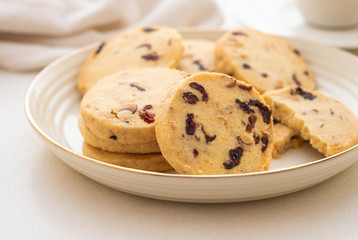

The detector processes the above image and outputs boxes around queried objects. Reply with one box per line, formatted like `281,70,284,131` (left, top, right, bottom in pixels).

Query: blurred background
1,0,357,72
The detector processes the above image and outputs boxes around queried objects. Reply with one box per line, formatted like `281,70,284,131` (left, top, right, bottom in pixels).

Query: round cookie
215,28,316,93
155,72,274,175
80,68,188,144
82,143,173,172
263,87,358,156
178,39,217,74
78,25,184,94
78,116,160,153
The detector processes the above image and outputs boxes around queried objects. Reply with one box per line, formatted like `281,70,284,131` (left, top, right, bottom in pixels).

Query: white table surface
2,2,358,238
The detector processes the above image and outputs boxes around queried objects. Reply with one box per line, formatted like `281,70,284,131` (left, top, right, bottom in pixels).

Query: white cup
297,0,358,29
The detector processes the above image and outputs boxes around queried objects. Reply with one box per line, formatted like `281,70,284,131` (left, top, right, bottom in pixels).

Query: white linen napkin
0,0,223,71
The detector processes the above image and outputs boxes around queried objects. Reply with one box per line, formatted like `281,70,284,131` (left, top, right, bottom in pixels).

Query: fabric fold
0,0,223,71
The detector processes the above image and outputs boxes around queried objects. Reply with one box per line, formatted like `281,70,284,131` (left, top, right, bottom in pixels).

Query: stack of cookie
77,25,358,175
79,67,188,172
78,26,187,171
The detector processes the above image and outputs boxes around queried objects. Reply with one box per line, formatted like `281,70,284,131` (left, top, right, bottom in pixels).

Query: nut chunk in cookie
215,27,316,93
263,87,358,156
155,72,274,175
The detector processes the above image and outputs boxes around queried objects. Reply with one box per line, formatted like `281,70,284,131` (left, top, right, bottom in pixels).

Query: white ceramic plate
25,29,358,203
227,0,358,49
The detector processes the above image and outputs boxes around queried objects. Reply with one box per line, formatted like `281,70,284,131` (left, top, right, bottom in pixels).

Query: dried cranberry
295,87,316,100
142,52,159,61
242,63,251,69
189,82,208,101
95,42,105,54
193,60,206,71
248,100,272,124
292,73,301,86
232,31,248,36
185,113,196,135
139,111,155,123
253,134,260,144
143,27,156,32
193,149,199,158
246,115,257,132
182,92,199,104
130,83,146,91
201,126,216,143
223,147,244,169
293,49,301,56
261,73,268,78
235,99,255,114
109,135,117,141
261,135,269,152
139,105,155,123
143,105,152,110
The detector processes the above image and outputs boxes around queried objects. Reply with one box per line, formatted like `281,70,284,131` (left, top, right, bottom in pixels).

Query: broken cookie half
263,87,358,157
